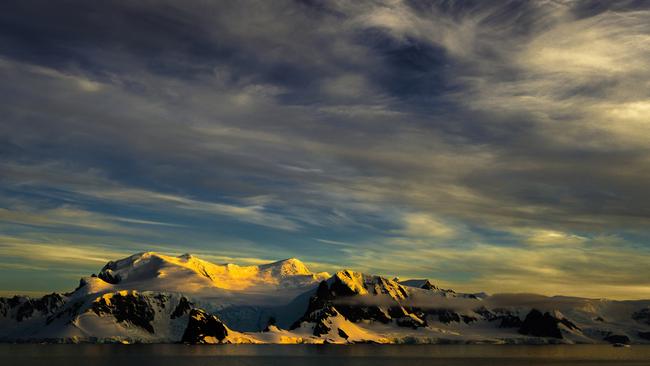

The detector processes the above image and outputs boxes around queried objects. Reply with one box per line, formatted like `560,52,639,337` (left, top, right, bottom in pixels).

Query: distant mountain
1,252,649,344
94,252,329,294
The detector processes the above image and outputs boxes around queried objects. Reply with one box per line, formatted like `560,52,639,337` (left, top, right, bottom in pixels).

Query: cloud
0,205,180,235
0,161,300,231
0,0,649,298
522,229,587,246
397,213,457,239
339,233,650,300
0,236,129,266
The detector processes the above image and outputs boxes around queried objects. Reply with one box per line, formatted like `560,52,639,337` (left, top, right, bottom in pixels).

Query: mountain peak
260,258,311,276
330,270,408,300
399,279,439,290
93,252,328,294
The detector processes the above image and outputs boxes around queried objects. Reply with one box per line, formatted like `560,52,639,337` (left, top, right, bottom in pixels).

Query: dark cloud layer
1,0,649,298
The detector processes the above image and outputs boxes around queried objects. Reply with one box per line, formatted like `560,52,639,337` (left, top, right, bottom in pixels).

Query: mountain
94,252,329,295
1,251,649,344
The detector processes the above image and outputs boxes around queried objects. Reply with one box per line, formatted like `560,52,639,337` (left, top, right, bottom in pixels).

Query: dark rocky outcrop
170,296,193,319
498,314,523,328
337,304,392,324
420,308,476,324
638,331,650,340
479,308,523,328
97,261,121,284
420,280,438,290
91,292,155,333
291,303,338,336
330,271,408,300
291,276,426,332
396,315,425,329
46,300,84,325
181,309,229,343
0,298,7,317
518,309,579,339
1,293,66,322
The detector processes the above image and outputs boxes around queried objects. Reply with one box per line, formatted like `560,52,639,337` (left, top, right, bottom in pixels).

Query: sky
1,0,649,299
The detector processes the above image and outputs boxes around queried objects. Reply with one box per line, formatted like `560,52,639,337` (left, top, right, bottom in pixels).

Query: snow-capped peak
330,270,409,300
93,252,329,296
259,258,312,277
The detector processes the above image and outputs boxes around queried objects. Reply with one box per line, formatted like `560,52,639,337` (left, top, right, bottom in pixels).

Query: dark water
0,344,649,366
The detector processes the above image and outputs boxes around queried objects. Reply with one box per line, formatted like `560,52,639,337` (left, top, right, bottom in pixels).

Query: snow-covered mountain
91,252,329,297
1,252,649,344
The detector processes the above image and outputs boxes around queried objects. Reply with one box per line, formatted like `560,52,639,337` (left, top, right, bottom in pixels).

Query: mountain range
1,252,649,344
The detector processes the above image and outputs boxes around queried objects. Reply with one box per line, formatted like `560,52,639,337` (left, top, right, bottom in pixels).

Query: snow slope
94,252,329,295
1,252,649,344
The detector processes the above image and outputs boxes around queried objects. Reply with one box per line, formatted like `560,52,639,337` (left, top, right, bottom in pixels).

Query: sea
0,344,649,366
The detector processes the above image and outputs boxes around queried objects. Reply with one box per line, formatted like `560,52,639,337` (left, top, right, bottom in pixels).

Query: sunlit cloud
0,0,649,299
397,213,457,239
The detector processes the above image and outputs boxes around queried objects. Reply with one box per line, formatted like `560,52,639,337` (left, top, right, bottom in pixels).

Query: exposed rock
638,331,650,340
181,309,229,343
7,296,22,308
498,314,523,328
337,305,392,324
294,277,413,329
15,300,35,322
46,300,84,325
396,314,425,329
388,306,410,319
0,298,7,317
302,305,339,336
91,291,155,333
152,293,168,309
170,296,193,319
518,309,579,339
420,280,438,290
463,315,478,323
3,293,66,322
331,271,408,300
98,261,121,284
434,309,461,324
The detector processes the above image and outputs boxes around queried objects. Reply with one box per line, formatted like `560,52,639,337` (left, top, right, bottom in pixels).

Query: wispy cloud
1,0,649,298
0,161,300,231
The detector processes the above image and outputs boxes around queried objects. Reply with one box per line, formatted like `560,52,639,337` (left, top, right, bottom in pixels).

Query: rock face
293,271,489,335
181,309,230,343
398,279,458,296
518,309,580,339
292,272,425,332
330,270,409,300
0,293,65,322
170,296,193,319
91,291,156,333
98,261,121,284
